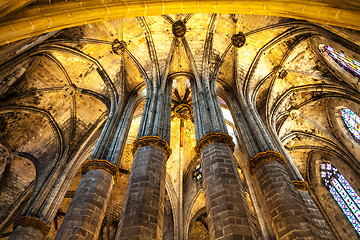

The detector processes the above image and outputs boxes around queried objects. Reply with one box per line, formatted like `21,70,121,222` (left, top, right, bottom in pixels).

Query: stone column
115,138,171,240
229,95,322,239
55,94,136,240
190,76,254,239
266,112,335,239
115,79,172,239
267,127,334,238
293,181,335,239
197,134,254,240
248,151,321,239
9,216,50,240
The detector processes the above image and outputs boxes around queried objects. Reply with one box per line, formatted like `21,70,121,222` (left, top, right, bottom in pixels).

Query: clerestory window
320,162,360,235
324,46,360,77
341,108,360,141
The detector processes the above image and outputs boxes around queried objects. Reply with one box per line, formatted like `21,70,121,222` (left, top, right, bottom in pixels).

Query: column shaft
55,170,113,240
116,145,167,239
201,142,253,240
115,79,172,239
9,226,43,240
55,94,135,240
191,77,254,239
298,190,334,239
266,114,334,239
249,152,320,239
228,94,325,239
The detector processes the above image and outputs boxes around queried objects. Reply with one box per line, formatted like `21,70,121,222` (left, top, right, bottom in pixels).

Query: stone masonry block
201,142,253,240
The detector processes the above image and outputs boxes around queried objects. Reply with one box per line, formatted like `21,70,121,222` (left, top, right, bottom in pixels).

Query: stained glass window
341,108,360,141
320,162,360,235
324,46,360,77
192,163,202,181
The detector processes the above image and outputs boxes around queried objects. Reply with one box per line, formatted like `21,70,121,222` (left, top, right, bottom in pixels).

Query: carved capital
14,216,50,237
195,132,235,155
132,136,172,159
247,150,286,177
81,159,120,183
292,180,309,191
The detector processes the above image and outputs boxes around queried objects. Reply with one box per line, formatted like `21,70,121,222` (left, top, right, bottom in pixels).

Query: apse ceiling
1,14,360,227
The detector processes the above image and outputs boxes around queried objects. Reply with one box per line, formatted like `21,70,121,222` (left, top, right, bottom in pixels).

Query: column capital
247,150,286,177
13,216,50,237
195,132,235,156
81,159,120,183
292,180,310,191
132,135,172,159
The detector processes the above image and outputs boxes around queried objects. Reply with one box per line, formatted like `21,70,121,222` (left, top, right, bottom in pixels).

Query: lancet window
324,46,360,77
341,108,360,141
320,162,360,235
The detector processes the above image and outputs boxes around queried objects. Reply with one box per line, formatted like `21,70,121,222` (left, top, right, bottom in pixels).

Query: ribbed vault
1,10,360,239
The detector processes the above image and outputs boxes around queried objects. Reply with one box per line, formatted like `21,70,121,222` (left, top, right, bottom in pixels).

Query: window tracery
324,46,360,77
320,162,360,235
341,108,360,141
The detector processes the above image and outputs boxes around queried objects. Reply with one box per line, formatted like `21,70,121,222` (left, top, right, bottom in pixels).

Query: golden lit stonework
81,159,120,183
247,150,286,177
14,216,51,237
132,135,172,159
195,132,235,155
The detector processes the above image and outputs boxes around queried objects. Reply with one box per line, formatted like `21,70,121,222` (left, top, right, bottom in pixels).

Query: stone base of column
249,151,321,239
9,226,44,240
9,216,50,240
116,145,167,240
55,169,113,240
298,190,335,239
201,142,253,240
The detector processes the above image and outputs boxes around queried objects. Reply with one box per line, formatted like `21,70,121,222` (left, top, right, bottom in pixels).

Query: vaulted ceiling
1,9,360,239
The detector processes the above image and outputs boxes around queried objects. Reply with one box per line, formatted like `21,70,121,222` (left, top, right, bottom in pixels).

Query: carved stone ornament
132,135,172,159
292,180,310,191
112,39,127,55
174,103,193,120
195,132,235,156
278,69,288,79
172,20,186,38
247,150,286,177
14,216,51,237
81,159,120,183
231,31,246,48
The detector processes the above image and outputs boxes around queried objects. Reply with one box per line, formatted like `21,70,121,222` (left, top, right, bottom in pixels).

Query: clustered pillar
190,76,254,239
115,77,173,239
198,135,254,239
248,151,321,239
229,93,324,239
115,138,170,239
275,136,335,239
54,94,136,240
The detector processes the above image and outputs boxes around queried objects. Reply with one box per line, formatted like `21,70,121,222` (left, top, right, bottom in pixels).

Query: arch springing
324,46,360,77
341,108,360,141
320,162,360,235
